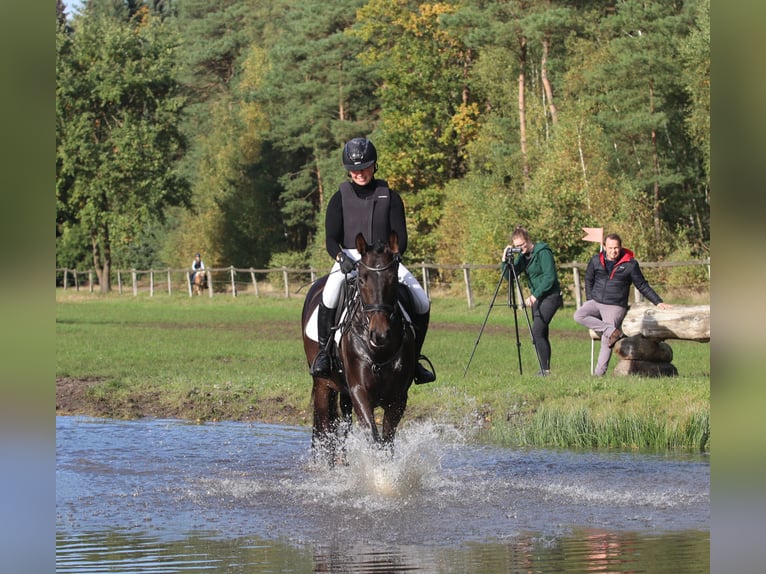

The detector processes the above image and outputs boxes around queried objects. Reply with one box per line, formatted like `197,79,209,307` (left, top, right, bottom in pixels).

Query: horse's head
355,231,401,350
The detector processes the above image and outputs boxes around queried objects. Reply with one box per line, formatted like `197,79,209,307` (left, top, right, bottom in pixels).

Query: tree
56,6,190,291
255,0,378,252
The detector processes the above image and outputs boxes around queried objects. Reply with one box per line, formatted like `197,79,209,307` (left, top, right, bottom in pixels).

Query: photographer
501,226,563,376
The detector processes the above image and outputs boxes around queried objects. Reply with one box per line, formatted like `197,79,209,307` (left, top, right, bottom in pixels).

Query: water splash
304,421,464,505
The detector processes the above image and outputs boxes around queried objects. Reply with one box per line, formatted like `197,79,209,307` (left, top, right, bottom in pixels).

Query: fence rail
55,259,710,308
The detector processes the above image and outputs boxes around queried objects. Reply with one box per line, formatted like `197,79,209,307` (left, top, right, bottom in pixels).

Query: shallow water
56,416,709,573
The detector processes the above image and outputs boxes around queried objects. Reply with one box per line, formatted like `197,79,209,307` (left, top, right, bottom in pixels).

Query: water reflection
56,416,709,573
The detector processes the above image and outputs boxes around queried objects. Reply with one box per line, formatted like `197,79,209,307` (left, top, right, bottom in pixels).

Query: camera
505,246,522,261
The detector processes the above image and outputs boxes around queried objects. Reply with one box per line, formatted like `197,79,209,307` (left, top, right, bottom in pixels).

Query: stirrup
414,355,436,384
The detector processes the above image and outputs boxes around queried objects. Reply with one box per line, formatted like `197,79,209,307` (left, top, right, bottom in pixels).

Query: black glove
338,253,356,274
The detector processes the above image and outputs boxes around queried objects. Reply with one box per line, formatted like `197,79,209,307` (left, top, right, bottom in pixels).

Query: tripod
464,252,546,377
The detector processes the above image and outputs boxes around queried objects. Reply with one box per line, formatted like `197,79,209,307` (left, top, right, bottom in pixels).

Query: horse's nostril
369,330,389,348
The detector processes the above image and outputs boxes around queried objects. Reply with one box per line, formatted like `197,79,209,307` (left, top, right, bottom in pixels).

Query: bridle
356,256,399,320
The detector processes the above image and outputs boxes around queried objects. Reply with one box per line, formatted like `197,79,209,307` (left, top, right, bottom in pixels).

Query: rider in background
311,137,436,385
190,253,205,284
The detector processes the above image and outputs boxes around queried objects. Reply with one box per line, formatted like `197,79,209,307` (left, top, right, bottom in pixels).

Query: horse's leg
381,398,408,445
349,386,381,444
311,381,335,465
337,392,353,466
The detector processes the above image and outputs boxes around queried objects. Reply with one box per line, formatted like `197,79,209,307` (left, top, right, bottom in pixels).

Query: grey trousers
573,300,627,376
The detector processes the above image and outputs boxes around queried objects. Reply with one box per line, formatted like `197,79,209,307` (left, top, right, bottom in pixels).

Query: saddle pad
304,303,411,344
304,306,348,345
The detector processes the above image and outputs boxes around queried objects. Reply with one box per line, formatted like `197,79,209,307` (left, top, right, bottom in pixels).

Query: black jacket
584,248,662,307
324,179,408,258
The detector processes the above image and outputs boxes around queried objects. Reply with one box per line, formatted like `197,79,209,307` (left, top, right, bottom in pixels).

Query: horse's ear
355,233,367,254
388,231,399,254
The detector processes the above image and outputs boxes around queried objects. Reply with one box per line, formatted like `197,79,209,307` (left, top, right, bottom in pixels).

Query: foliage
267,250,315,287
56,0,710,286
56,5,190,291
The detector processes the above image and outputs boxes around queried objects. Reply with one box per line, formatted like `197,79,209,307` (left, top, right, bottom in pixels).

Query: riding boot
311,302,335,377
411,311,436,384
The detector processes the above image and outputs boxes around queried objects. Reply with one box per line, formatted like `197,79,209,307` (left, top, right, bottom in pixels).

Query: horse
192,270,207,296
301,231,418,466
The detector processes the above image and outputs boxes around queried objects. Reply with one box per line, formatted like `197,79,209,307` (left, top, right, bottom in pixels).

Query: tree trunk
91,227,112,293
541,37,557,125
621,304,710,342
518,37,529,185
649,80,661,242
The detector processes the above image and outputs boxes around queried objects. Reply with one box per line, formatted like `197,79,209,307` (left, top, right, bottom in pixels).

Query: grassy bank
55,290,710,452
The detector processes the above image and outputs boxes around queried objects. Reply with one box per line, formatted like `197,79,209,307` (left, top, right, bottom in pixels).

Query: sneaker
536,369,551,377
607,328,624,348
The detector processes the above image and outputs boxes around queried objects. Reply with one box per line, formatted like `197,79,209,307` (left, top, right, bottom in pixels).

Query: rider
190,253,205,284
310,137,436,384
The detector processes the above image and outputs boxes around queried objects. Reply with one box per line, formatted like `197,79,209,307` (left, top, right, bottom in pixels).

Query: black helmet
342,138,377,171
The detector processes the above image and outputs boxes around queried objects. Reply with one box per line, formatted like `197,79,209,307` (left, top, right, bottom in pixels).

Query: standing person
501,226,563,376
574,232,673,376
190,253,205,284
310,137,435,384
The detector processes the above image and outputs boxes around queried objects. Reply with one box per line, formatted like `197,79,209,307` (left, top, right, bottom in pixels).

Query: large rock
621,304,710,342
614,335,673,362
613,359,678,377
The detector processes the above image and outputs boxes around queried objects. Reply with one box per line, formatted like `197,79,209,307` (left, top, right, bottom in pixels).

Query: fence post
421,262,429,300
186,270,193,296
207,270,213,298
74,271,79,291
573,266,582,308
150,270,154,297
463,264,473,308
88,270,93,293
117,270,123,294
63,268,68,290
230,266,237,297
249,269,259,297
310,268,316,284
282,267,289,298
131,269,137,296
167,268,172,295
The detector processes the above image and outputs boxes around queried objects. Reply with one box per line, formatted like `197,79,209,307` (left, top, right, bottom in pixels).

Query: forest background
55,0,710,294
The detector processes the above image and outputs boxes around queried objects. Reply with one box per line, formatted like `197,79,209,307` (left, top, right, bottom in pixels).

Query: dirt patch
56,377,106,415
56,376,311,425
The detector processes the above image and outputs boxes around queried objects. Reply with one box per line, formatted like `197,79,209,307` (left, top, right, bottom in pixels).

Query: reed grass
55,290,710,451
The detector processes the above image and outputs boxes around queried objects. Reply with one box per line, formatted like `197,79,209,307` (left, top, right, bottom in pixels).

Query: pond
56,416,709,573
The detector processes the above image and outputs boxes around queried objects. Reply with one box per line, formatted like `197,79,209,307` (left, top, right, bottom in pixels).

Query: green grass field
56,290,710,452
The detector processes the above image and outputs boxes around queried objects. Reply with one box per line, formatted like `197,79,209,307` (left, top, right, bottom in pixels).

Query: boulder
613,359,678,377
614,335,673,363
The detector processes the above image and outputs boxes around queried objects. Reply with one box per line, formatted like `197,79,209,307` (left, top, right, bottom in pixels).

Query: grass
55,289,710,452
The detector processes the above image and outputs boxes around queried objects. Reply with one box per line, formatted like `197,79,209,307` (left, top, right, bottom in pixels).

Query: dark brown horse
301,231,418,465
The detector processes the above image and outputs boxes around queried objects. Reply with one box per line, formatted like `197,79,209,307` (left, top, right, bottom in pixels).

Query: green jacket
502,242,560,299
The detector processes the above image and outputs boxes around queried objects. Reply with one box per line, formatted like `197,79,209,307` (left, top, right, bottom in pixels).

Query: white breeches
321,248,430,315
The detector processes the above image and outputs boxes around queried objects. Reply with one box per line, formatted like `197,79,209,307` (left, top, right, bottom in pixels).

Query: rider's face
348,165,375,185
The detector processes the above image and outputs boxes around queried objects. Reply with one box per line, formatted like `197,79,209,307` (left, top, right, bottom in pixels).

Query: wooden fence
55,259,710,308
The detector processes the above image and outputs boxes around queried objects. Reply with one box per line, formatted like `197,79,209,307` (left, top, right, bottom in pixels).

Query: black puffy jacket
584,248,662,307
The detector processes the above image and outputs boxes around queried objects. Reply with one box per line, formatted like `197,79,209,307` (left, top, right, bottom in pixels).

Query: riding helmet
342,138,377,171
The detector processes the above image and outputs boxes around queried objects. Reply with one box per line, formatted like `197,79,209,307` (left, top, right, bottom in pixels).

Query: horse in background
301,231,418,466
192,270,207,296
